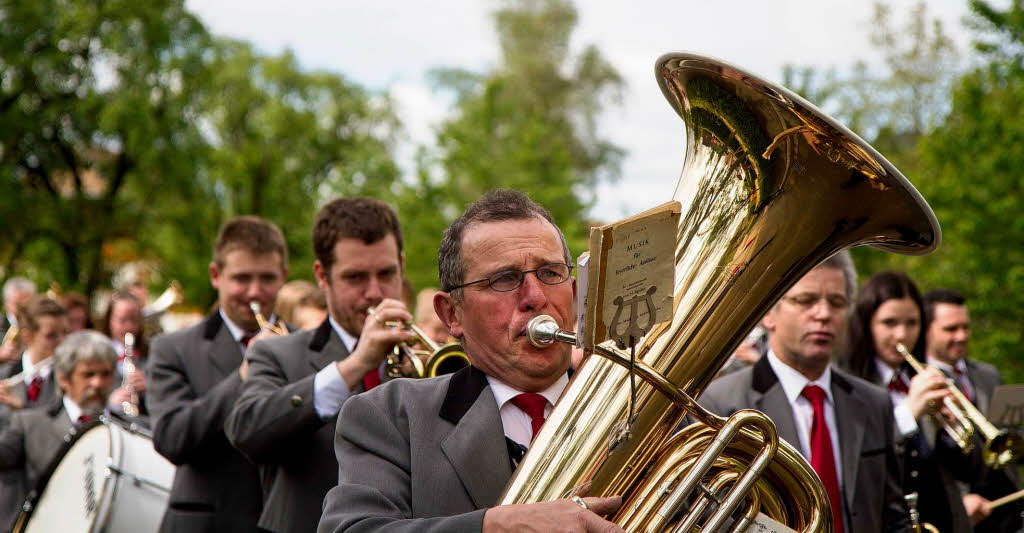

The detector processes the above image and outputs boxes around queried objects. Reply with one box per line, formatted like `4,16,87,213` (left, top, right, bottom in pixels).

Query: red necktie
953,367,974,403
801,384,844,533
77,414,92,425
27,375,42,402
361,368,382,391
240,333,255,348
887,374,909,395
510,393,548,442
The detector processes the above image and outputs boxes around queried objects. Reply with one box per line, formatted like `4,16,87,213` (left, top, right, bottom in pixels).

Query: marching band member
0,278,35,364
0,330,117,530
226,197,413,533
0,296,67,411
317,190,624,533
840,271,972,531
147,216,287,533
102,289,150,418
699,253,910,532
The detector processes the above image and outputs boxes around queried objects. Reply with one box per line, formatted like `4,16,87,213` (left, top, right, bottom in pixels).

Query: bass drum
13,417,175,533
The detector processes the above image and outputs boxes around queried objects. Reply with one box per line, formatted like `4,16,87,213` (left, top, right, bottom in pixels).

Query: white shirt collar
766,349,834,405
927,356,966,375
328,315,358,354
63,395,83,424
874,358,899,384
21,351,53,382
220,309,257,343
487,372,570,410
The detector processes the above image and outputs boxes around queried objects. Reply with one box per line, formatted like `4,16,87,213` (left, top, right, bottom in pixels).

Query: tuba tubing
499,52,941,532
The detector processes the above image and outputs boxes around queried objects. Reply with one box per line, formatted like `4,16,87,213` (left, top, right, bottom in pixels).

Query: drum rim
12,416,124,532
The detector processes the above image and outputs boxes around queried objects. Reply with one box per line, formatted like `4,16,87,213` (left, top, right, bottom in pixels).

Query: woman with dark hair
101,289,148,419
841,271,975,532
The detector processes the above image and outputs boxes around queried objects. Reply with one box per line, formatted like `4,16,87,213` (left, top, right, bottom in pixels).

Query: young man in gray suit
0,330,117,530
147,216,287,533
317,190,624,533
923,289,1021,531
226,197,414,533
699,253,910,533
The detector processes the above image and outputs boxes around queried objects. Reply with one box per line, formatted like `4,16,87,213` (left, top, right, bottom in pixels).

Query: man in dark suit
147,216,288,533
700,253,909,533
923,289,1021,532
317,190,624,533
226,198,416,533
0,296,67,410
0,330,117,530
0,277,35,364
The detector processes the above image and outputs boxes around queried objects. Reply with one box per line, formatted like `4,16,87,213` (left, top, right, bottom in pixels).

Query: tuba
500,52,940,532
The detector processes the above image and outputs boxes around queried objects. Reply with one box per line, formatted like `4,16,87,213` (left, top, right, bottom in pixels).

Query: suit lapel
204,313,243,377
965,360,992,413
440,367,512,508
831,370,864,510
308,318,349,373
750,357,801,449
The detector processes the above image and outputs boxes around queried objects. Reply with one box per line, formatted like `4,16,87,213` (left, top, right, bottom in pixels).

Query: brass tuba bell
500,52,940,532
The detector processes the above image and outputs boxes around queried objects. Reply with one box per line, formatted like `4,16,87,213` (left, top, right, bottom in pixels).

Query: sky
184,0,973,219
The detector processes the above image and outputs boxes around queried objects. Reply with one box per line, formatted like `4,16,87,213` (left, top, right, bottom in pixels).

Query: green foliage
397,0,624,292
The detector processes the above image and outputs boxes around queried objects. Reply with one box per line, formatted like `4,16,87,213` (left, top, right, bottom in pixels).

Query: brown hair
16,295,65,332
312,197,403,272
60,292,94,330
100,289,149,359
213,216,288,268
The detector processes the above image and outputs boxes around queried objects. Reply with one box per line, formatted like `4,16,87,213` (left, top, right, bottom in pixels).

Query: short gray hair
438,190,572,299
54,330,118,379
819,250,858,300
3,277,35,301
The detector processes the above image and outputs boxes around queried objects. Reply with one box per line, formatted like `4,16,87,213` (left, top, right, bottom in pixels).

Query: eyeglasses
780,293,850,311
448,263,573,293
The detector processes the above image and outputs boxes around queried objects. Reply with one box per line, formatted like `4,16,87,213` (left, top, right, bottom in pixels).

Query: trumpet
249,301,288,336
380,320,469,379
121,332,140,418
898,343,1024,468
1,355,53,389
1,325,20,350
143,280,184,319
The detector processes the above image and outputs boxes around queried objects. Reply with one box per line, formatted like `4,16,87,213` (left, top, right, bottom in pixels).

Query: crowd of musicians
0,190,1020,532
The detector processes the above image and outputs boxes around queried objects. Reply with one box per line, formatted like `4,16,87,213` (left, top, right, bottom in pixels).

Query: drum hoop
12,418,109,532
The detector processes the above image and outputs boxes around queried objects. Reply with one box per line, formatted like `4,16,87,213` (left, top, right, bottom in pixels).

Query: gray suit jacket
700,356,910,533
147,312,263,533
317,366,510,533
226,318,355,533
0,401,74,530
0,361,60,409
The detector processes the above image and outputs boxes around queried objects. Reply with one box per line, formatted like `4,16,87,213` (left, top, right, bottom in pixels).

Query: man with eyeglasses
699,252,910,533
317,189,625,533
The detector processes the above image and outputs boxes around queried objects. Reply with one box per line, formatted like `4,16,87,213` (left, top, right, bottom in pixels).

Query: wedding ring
570,496,588,510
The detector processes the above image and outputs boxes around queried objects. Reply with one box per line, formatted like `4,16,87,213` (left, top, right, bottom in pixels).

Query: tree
397,0,625,292
0,0,210,297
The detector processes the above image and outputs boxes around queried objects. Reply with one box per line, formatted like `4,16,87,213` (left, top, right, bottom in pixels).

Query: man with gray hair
0,330,117,529
1,277,36,363
699,252,910,532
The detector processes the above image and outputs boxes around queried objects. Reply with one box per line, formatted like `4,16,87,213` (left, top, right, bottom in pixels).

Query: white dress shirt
221,310,256,355
766,350,846,528
874,359,919,438
20,351,53,386
487,372,569,450
63,395,84,425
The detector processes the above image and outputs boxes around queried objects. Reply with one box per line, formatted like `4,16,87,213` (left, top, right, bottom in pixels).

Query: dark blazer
147,312,263,533
699,356,910,533
225,318,356,533
317,366,509,533
960,359,1022,533
0,401,74,530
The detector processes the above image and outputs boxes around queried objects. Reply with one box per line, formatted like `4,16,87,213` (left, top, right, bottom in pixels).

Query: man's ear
434,291,462,340
209,261,221,290
313,260,330,291
56,373,71,396
761,307,777,334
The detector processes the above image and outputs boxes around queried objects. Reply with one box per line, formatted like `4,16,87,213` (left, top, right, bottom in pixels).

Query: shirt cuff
313,362,351,419
894,402,919,438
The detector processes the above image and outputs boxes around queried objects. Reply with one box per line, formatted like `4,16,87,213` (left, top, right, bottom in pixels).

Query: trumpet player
0,296,67,411
0,277,35,364
840,272,974,532
147,216,288,533
923,289,1021,532
226,197,414,533
101,290,149,418
317,190,624,533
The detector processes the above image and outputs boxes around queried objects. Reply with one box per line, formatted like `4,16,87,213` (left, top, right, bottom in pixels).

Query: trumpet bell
985,428,1024,469
424,344,471,377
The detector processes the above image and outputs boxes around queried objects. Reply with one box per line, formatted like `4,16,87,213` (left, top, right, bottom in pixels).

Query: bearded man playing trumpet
317,190,624,533
226,197,414,533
